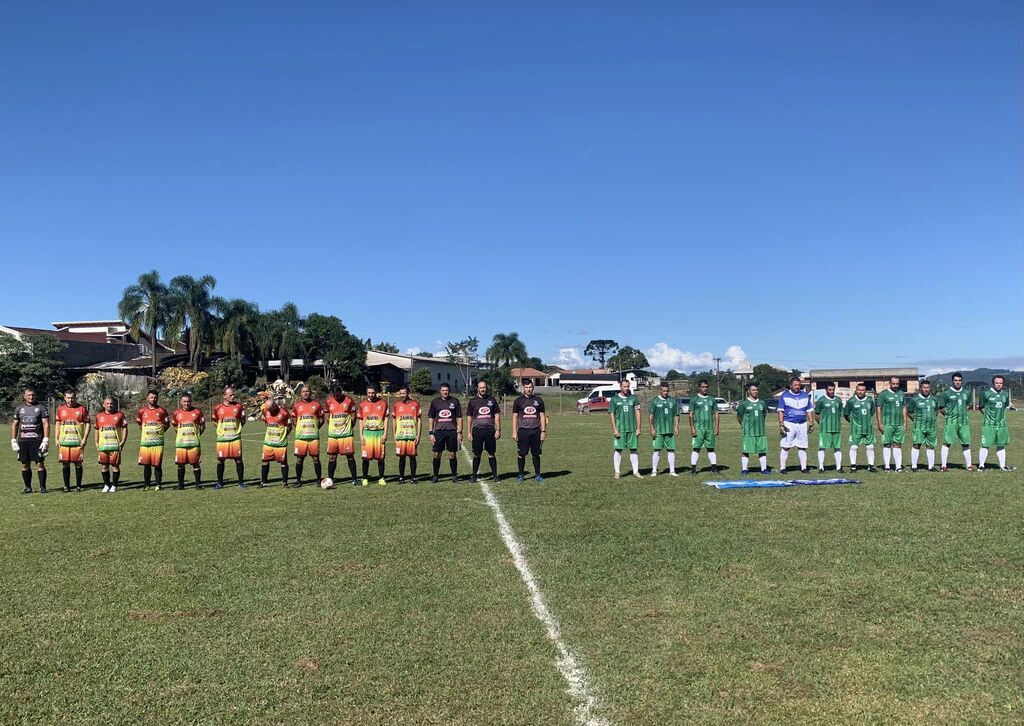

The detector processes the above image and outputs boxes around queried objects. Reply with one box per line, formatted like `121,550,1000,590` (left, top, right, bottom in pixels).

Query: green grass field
2,409,1021,724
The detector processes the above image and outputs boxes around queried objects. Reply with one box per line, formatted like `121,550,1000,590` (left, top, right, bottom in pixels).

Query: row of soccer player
607,374,1014,477
10,380,548,493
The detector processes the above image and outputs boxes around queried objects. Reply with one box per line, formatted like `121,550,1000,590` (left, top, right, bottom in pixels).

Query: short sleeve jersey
94,411,126,452
136,406,170,447
814,395,843,433
907,394,938,432
392,400,421,441
358,399,388,432
56,403,90,447
980,388,1010,427
262,407,291,447
609,393,640,434
467,395,499,430
736,398,767,437
877,389,906,426
648,396,679,435
844,395,875,435
690,394,716,430
14,403,48,441
292,400,324,441
779,389,812,424
512,396,545,430
939,387,971,425
213,403,245,443
172,408,205,449
428,397,462,431
326,396,356,438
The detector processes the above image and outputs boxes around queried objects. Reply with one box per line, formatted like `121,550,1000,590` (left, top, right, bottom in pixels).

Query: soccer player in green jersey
813,382,844,472
689,378,720,474
609,378,642,479
907,380,939,471
648,382,679,476
844,383,878,472
979,375,1014,471
736,383,769,475
938,372,974,471
876,376,908,472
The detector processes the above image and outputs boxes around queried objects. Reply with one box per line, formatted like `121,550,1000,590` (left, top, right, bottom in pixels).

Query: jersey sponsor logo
438,410,452,419
478,406,492,415
523,406,537,415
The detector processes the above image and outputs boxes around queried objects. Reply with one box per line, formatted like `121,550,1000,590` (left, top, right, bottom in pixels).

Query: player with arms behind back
979,375,1014,472
844,383,878,472
609,378,641,479
136,389,170,490
358,384,389,486
814,382,844,472
55,389,90,492
392,385,421,483
877,376,907,473
326,386,359,486
212,387,246,489
938,372,974,471
172,394,205,489
737,383,769,475
689,379,719,475
907,380,939,472
512,380,546,482
95,397,127,493
291,385,324,487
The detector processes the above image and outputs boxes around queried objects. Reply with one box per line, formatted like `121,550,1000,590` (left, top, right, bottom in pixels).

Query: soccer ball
319,478,335,490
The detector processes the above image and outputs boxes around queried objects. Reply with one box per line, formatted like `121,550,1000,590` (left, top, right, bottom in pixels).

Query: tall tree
608,346,650,372
445,336,479,393
584,339,619,368
167,274,217,371
118,270,170,377
213,297,259,361
302,313,367,386
274,302,304,383
364,339,399,354
487,332,529,387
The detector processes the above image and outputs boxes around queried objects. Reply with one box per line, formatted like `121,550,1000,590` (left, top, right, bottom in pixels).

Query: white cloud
553,347,584,369
403,347,422,355
644,343,752,374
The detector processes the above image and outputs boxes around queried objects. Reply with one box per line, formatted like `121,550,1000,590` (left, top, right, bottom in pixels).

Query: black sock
399,457,407,477
193,468,201,485
143,464,152,486
62,464,71,488
472,455,481,476
432,458,441,477
518,456,526,475
216,461,225,484
235,461,244,484
261,463,270,484
154,466,162,486
347,457,357,480
377,460,385,479
409,457,417,477
450,457,458,476
328,459,337,479
362,460,369,478
178,466,186,486
101,470,111,485
489,457,497,478
295,460,304,483
38,469,47,487
22,470,31,487
533,455,541,476
313,460,322,480
111,470,119,484
281,465,289,484
74,465,83,487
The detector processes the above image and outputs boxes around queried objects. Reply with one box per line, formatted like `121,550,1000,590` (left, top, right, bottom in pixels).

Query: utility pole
714,357,722,398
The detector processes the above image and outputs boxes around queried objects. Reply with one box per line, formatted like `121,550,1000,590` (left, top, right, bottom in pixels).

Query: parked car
766,399,779,413
576,385,622,414
676,397,691,414
715,397,730,412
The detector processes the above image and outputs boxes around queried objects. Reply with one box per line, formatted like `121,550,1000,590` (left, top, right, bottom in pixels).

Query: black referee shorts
517,429,542,457
432,429,458,453
471,427,496,456
18,440,44,464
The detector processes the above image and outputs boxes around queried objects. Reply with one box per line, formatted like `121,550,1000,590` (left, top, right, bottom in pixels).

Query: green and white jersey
980,388,1010,427
844,395,875,435
877,388,906,426
736,398,767,437
908,394,938,432
609,393,640,433
690,394,716,430
648,395,678,435
939,386,972,425
814,394,843,433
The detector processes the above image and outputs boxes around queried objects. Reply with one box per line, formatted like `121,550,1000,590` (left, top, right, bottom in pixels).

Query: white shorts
781,421,808,449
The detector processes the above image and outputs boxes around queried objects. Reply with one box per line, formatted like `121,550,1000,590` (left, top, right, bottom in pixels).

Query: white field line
460,445,608,726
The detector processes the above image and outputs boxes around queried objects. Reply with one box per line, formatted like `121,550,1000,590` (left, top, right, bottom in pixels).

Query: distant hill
927,368,1021,385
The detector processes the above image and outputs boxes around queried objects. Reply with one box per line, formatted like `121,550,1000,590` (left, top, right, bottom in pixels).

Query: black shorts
471,427,496,456
18,440,44,464
517,429,542,457
432,429,458,453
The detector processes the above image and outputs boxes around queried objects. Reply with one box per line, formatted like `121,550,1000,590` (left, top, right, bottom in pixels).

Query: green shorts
981,425,1009,448
913,429,937,447
849,431,876,446
882,424,905,445
691,428,716,450
818,432,841,450
652,433,675,450
613,432,639,450
742,435,768,455
943,422,971,446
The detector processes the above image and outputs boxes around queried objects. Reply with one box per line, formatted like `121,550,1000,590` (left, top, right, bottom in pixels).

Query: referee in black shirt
466,380,500,482
427,383,462,483
512,380,547,482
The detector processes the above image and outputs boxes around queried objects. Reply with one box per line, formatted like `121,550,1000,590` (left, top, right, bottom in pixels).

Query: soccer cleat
409,476,417,484
282,481,290,489
926,467,935,471
430,475,439,483
668,471,679,477
176,483,184,490
214,482,223,490
196,483,203,490
62,486,72,493
260,482,269,488
760,469,769,475
491,474,499,482
470,475,478,484
650,471,657,478
352,479,360,486
740,469,749,476
894,468,904,474
360,478,369,487
711,465,719,474
102,485,110,493
294,481,303,488
883,468,891,473
1001,466,1017,472
534,475,544,482
836,467,844,473
940,466,948,472
800,468,809,474
397,477,406,484
868,466,879,473
22,486,32,494
109,485,116,493
632,472,642,478
613,472,620,480
39,486,48,494
910,467,917,473
378,478,387,486
451,476,458,484
237,483,245,490
76,485,83,493
690,465,697,474
516,474,525,482
154,485,162,491
966,465,976,471
817,467,825,473
849,465,857,472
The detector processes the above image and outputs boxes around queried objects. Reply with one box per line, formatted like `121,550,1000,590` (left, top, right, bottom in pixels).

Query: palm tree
118,270,170,378
274,302,304,383
167,274,217,371
487,332,529,386
213,297,259,361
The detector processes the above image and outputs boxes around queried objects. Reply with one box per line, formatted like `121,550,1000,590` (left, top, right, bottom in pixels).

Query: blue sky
2,2,1021,375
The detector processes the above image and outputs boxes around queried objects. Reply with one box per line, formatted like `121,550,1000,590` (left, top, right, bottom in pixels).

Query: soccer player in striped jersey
688,379,719,474
609,378,642,479
736,383,769,475
938,372,974,471
876,376,907,473
648,382,679,476
95,397,127,493
212,387,246,489
979,375,1014,471
813,382,844,472
844,383,878,472
136,389,170,490
392,385,421,483
326,387,359,485
291,385,324,487
907,380,939,471
358,384,389,486
172,394,205,489
56,389,90,492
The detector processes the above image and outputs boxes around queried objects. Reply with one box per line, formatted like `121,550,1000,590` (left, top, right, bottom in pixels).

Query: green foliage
209,358,245,392
607,346,649,371
118,270,171,377
365,338,399,353
752,363,797,395
409,368,434,395
0,331,67,409
480,366,517,396
665,369,683,381
305,375,326,396
584,339,618,367
446,337,479,393
486,332,528,369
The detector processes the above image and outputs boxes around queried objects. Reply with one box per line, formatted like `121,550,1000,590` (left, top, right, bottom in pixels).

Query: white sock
708,451,717,465
979,447,988,467
997,448,1006,468
818,450,826,468
629,453,639,474
667,452,675,473
849,445,858,465
926,449,934,468
780,449,789,470
867,447,875,466
613,451,621,474
941,445,949,467
883,448,891,468
652,451,660,473
741,455,749,471
893,449,902,469
911,448,919,469
797,449,807,468
963,448,972,468
834,451,842,469
759,455,767,471
691,450,699,466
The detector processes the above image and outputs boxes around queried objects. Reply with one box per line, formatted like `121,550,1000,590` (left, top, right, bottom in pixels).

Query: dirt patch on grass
295,656,320,673
748,661,783,674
